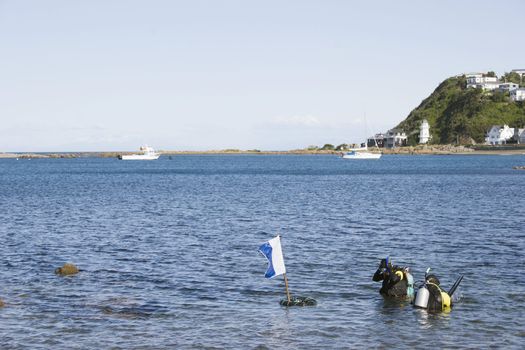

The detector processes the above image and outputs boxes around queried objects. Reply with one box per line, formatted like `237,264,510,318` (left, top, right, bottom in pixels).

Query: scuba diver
372,257,414,300
414,268,463,312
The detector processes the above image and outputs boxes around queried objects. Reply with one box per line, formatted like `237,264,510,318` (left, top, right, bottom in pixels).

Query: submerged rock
55,263,79,276
280,296,317,307
99,299,169,319
0,299,4,307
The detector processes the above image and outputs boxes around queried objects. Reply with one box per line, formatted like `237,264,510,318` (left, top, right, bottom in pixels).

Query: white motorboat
119,146,160,160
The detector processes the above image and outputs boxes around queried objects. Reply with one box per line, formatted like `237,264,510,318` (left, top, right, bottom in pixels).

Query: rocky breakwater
0,153,49,158
381,145,474,155
0,152,126,158
0,153,77,159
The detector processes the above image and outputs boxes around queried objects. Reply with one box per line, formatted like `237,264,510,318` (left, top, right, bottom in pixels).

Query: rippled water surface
1,155,524,349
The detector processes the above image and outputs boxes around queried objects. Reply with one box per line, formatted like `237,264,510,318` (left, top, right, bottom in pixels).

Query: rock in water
0,299,4,307
280,296,317,307
55,263,79,276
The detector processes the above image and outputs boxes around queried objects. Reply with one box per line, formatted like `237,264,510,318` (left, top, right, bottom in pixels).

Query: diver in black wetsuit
424,274,448,312
414,273,454,312
373,258,413,299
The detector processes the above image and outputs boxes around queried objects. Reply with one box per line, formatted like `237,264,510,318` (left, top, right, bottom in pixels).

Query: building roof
488,125,502,130
386,129,407,137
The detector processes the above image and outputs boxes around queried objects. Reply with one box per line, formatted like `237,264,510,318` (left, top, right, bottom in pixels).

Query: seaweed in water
280,296,317,307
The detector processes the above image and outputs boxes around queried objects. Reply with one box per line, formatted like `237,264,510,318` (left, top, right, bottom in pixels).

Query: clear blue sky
1,0,524,151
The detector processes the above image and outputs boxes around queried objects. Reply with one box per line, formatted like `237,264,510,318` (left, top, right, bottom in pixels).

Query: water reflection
414,308,451,329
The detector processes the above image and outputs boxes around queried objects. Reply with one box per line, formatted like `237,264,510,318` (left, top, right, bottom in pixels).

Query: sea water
0,155,524,349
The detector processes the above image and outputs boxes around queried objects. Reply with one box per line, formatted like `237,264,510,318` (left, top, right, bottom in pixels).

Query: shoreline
1,146,525,158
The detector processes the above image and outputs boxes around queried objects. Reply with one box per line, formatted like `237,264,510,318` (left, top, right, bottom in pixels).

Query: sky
1,0,524,152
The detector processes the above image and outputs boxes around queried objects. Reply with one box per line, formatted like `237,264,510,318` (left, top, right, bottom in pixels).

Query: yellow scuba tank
441,291,451,310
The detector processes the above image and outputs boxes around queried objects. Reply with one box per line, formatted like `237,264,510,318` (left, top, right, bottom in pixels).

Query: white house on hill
385,129,407,148
498,82,519,92
419,119,430,144
514,128,525,144
466,73,499,90
485,125,515,145
510,88,525,101
367,133,385,148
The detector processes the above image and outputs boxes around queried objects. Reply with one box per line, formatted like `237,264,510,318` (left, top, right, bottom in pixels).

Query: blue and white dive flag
259,235,286,279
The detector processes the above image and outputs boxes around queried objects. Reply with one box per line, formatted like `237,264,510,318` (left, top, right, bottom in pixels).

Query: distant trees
499,71,522,85
320,144,335,150
304,144,348,151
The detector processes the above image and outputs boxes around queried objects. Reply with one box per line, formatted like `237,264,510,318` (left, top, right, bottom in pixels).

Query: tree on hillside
320,144,334,150
491,90,507,102
500,71,522,85
396,76,467,143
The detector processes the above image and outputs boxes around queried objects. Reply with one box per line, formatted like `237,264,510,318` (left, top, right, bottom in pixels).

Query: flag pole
283,273,291,303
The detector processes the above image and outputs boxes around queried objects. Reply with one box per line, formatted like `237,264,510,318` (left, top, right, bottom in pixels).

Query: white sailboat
118,145,160,160
342,144,381,159
342,115,382,160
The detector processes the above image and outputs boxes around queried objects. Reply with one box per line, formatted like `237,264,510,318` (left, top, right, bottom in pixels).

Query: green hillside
396,75,525,145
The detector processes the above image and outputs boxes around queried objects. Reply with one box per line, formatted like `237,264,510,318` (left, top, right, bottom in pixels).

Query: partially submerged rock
0,298,4,307
55,263,79,276
513,166,525,170
280,296,317,307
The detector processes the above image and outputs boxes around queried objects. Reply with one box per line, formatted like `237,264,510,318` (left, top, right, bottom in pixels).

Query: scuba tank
441,290,451,309
414,267,431,308
414,285,430,308
406,271,415,300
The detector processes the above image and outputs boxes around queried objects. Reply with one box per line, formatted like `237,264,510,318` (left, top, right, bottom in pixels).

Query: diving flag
259,235,286,279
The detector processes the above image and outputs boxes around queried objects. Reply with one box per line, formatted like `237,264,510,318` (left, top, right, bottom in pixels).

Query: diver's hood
425,274,440,285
